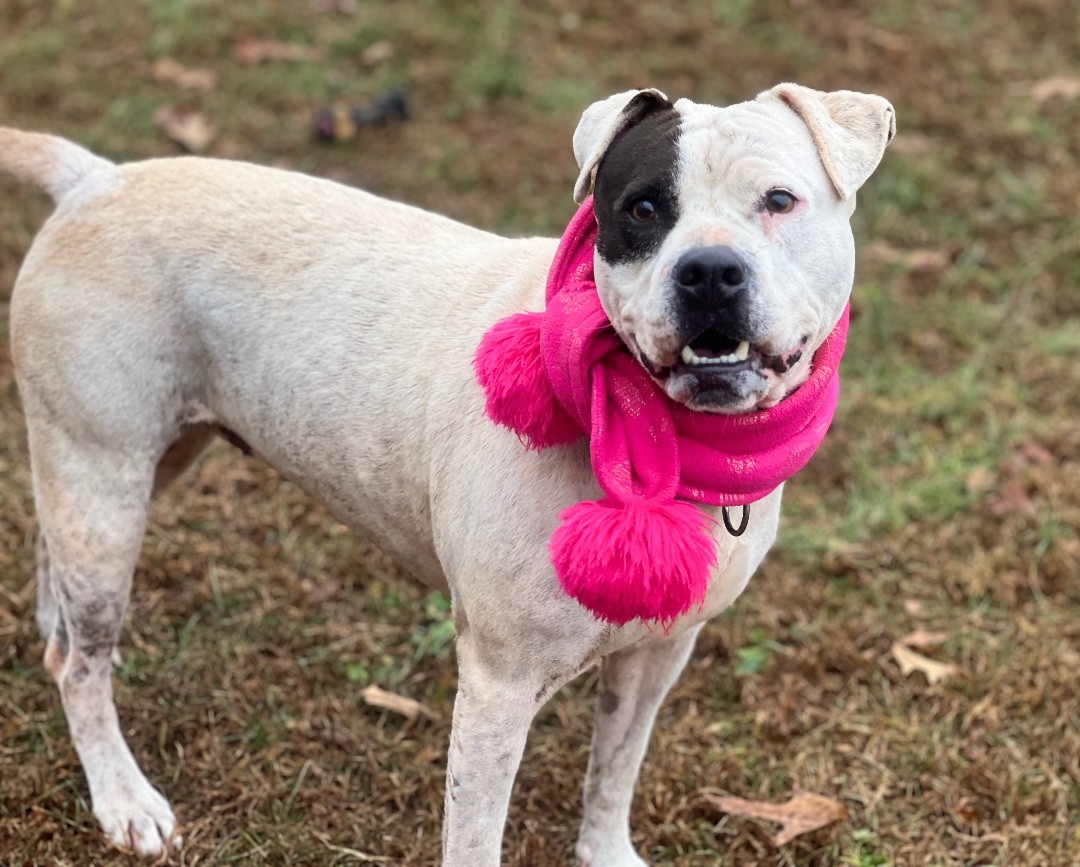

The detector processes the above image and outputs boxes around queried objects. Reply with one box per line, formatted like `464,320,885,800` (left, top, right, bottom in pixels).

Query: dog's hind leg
575,625,703,867
34,531,58,641
29,422,179,856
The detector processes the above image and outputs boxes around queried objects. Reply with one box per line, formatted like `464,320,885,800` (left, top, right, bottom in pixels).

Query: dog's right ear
572,89,672,204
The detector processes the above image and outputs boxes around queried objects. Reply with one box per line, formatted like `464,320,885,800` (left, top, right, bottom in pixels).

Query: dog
1,83,893,865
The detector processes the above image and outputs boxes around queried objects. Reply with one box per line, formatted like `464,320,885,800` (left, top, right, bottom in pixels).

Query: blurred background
1,1,1078,864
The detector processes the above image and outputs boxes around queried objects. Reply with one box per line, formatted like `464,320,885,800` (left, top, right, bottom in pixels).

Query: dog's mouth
635,326,810,410
677,326,753,371
639,326,764,379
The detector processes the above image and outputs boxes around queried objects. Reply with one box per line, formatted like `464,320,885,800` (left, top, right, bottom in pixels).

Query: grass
2,0,1080,864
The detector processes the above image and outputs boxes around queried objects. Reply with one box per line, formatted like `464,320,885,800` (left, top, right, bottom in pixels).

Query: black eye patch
592,108,682,266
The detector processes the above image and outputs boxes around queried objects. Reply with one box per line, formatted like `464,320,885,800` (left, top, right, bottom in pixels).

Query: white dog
1,83,893,865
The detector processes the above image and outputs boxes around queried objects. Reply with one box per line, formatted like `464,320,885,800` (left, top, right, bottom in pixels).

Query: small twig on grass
313,832,394,863
282,758,313,818
0,579,26,615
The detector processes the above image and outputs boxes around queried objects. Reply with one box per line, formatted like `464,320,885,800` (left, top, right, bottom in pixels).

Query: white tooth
718,353,736,363
735,340,750,361
681,346,696,364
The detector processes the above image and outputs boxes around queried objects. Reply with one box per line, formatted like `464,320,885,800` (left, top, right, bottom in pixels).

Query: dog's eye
629,199,657,223
764,190,797,214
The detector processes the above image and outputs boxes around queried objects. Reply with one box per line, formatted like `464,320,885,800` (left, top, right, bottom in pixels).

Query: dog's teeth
681,341,751,366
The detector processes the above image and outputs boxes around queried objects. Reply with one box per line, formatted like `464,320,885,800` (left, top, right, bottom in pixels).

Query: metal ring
722,504,750,537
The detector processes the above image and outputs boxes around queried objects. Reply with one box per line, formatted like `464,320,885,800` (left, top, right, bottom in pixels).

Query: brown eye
765,189,797,214
629,199,657,222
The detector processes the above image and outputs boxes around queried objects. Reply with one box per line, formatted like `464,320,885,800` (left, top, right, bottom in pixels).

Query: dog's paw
95,780,181,857
575,839,648,867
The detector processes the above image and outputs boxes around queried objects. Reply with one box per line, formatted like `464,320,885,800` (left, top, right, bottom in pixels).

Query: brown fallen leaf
360,684,434,722
305,577,341,605
1029,76,1080,103
416,744,444,764
703,790,849,846
153,105,215,153
1018,441,1054,466
361,40,394,66
152,57,218,92
891,641,957,685
233,37,323,65
965,465,995,495
897,628,949,650
902,598,926,617
865,27,910,52
862,240,950,274
988,480,1034,516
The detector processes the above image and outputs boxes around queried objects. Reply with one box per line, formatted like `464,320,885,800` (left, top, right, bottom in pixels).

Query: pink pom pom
550,498,717,625
474,312,582,450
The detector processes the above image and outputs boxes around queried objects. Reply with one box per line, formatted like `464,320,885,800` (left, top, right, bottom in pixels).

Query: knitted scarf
474,197,847,625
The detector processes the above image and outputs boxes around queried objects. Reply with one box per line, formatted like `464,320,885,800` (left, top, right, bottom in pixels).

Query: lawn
1,1,1078,864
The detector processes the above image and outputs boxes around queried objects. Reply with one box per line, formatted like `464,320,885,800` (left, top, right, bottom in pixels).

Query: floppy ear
758,83,896,200
572,88,672,204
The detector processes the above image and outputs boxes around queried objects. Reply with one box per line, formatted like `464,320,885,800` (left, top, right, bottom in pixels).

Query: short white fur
0,82,893,865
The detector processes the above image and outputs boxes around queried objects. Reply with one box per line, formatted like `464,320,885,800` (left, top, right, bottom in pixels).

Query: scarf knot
474,198,846,625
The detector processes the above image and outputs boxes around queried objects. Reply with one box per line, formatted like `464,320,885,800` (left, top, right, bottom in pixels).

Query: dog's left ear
572,89,672,204
758,83,896,200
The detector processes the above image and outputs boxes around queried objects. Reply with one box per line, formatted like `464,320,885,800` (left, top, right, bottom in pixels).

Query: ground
1,1,1078,865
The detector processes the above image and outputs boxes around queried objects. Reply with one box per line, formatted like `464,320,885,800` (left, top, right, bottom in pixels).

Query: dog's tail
0,127,113,202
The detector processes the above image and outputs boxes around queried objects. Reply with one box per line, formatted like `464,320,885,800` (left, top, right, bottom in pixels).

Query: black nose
672,245,749,307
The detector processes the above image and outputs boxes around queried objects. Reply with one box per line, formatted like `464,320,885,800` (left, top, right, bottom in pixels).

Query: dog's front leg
442,633,553,866
575,625,703,867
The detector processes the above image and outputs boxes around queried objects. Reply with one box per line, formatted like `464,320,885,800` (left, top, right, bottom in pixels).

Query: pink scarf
475,198,847,625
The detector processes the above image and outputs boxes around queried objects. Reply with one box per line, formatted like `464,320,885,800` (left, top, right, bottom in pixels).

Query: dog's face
573,85,895,413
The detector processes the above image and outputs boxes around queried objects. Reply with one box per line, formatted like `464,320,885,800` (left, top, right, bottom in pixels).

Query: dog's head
573,84,895,413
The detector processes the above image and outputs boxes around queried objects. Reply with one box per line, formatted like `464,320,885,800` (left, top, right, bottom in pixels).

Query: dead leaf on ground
865,27,910,52
416,744,444,764
361,40,394,66
844,19,910,52
897,628,949,650
891,641,958,685
360,684,434,722
233,37,324,65
1018,441,1054,466
703,790,850,846
153,105,215,153
903,598,926,617
1028,76,1080,103
862,240,951,274
965,465,995,495
988,480,1034,516
152,58,218,92
305,577,341,605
